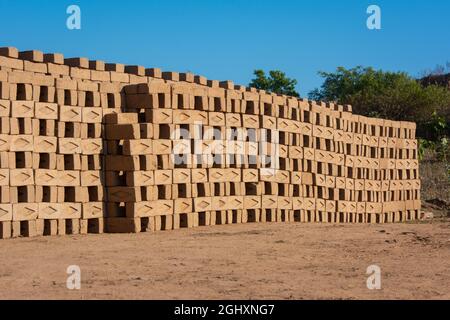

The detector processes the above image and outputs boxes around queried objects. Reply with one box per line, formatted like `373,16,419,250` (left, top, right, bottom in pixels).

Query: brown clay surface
1,219,449,300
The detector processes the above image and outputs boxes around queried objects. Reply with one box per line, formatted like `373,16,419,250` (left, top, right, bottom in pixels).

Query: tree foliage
308,66,450,140
249,70,299,97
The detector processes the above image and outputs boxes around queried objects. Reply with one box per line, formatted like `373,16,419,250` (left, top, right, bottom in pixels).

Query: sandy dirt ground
0,219,449,300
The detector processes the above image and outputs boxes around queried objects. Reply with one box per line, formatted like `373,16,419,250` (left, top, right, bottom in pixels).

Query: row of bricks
0,152,100,170
0,185,102,204
0,98,417,146
103,197,422,218
103,155,419,180
108,138,418,158
105,182,421,202
0,217,104,239
105,136,418,163
0,53,337,112
0,202,103,222
0,48,348,110
0,101,108,121
1,206,421,239
0,119,102,139
105,209,422,233
104,115,418,146
104,152,418,171
0,78,123,108
0,169,102,186
102,168,421,190
119,100,416,139
122,86,414,138
0,122,417,162
105,185,419,203
1,151,417,178
0,184,417,205
0,49,244,86
0,135,102,154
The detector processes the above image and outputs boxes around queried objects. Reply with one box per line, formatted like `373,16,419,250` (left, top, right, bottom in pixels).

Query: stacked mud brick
103,77,421,232
0,46,421,239
0,47,124,239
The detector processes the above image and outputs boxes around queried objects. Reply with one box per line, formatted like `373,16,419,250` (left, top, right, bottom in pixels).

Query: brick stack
102,79,421,233
0,46,421,239
0,48,128,239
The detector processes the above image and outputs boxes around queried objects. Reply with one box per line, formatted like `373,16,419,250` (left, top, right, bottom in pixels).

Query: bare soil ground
0,219,449,300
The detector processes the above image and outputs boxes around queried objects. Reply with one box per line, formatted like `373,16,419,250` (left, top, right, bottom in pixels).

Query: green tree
308,66,450,139
249,70,299,97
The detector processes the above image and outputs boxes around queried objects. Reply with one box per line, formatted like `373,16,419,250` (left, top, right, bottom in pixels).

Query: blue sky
0,0,449,96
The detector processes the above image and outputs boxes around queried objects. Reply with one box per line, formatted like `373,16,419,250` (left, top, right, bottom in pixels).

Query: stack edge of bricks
0,46,421,239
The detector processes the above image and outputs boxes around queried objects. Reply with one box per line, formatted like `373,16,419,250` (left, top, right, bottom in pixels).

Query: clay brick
24,60,47,73
35,102,58,119
225,113,241,127
110,71,130,83
10,135,33,152
180,73,194,83
0,47,19,58
146,68,162,78
58,138,82,154
261,195,278,209
82,202,105,219
0,82,9,100
19,50,43,62
0,204,12,222
173,198,192,214
123,139,153,155
173,109,208,125
194,75,207,86
91,70,110,82
12,203,38,221
0,117,9,134
34,166,59,186
194,197,212,212
70,67,91,80
44,53,65,64
65,57,89,68
37,203,61,219
80,171,103,186
0,134,11,151
154,170,173,185
89,60,105,71
10,169,34,186
146,109,173,124
81,138,103,155
191,169,208,183
34,136,57,153
125,65,145,76
11,100,34,117
82,107,103,123
173,169,191,184
126,200,174,218
0,55,23,70
59,105,82,122
162,72,179,81
60,203,83,219
105,63,125,73
59,171,81,186
126,171,154,187
0,169,9,186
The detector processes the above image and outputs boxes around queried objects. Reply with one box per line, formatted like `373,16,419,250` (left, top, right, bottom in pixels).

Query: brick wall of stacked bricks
0,46,421,239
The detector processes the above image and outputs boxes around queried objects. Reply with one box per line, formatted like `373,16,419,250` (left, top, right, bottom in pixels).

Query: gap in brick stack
0,46,422,239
